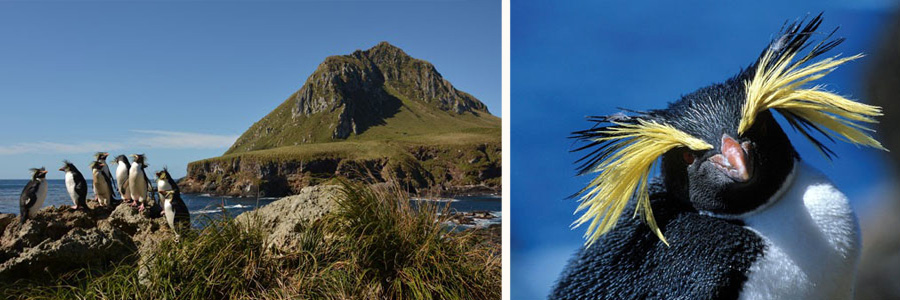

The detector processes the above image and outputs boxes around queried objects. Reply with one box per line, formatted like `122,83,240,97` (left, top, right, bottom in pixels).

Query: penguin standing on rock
553,15,881,299
19,167,48,224
90,161,114,207
128,154,152,212
114,155,131,206
160,190,190,240
59,161,88,210
94,152,116,199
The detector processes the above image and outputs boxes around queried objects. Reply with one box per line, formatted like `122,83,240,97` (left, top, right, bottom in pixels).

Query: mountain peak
225,42,497,154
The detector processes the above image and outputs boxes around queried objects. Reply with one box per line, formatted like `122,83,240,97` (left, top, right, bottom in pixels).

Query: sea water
0,180,500,227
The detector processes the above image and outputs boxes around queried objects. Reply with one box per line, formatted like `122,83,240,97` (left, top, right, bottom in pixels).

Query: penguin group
553,15,882,299
16,153,191,239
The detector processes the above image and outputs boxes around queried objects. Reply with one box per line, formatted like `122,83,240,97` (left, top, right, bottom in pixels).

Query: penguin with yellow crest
553,14,883,299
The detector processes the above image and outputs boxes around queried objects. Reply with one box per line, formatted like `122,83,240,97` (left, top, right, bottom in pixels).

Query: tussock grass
0,182,501,300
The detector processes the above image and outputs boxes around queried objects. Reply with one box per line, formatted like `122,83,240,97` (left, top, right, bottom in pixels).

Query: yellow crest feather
575,120,712,247
740,49,885,152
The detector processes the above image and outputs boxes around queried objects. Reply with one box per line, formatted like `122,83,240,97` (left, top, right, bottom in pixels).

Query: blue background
512,1,898,298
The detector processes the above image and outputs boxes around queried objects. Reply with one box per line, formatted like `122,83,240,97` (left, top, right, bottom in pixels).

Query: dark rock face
291,42,489,139
181,143,501,198
0,202,171,282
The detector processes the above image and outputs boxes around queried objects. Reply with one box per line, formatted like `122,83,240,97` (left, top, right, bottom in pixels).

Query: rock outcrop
0,202,172,282
181,142,501,198
235,185,341,253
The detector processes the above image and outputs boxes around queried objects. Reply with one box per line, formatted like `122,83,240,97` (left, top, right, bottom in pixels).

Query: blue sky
512,0,898,298
0,0,500,180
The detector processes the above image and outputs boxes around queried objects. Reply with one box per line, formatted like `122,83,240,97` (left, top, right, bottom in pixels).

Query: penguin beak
40,170,48,175
58,167,65,172
708,134,752,182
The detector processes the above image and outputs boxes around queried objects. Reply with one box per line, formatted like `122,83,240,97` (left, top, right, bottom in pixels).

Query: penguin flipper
19,180,39,222
551,183,765,300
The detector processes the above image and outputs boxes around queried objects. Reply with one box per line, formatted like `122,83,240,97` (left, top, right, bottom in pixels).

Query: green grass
0,182,501,300
225,81,500,156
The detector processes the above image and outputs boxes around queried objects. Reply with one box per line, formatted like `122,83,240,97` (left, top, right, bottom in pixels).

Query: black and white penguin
553,15,880,299
94,152,117,199
90,161,114,207
128,154,152,212
114,154,132,205
159,190,190,240
18,167,48,224
59,160,88,210
155,167,180,197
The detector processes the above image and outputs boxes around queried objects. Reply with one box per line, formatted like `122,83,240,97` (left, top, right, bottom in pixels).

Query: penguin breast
738,162,860,300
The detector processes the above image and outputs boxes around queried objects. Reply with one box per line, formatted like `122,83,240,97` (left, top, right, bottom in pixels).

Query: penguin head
89,161,105,171
570,14,885,246
115,154,129,165
29,167,47,180
94,152,109,161
156,168,171,181
131,154,147,167
58,161,78,173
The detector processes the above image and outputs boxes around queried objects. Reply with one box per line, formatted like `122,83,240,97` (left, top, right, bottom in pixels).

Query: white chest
31,180,48,215
158,179,172,192
64,172,77,201
116,164,128,179
738,162,860,300
164,200,175,229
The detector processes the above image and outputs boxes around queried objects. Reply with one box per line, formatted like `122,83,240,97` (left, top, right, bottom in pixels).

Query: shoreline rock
0,202,171,282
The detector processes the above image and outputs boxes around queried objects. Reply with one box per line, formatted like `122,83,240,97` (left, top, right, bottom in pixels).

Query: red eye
682,151,695,165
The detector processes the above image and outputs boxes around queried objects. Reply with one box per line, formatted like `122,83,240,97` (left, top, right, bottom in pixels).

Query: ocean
0,180,501,227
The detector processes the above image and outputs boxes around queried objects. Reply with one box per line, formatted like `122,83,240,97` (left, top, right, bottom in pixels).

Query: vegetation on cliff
1,182,501,299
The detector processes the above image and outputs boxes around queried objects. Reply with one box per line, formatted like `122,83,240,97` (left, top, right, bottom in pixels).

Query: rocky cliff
185,42,501,197
181,141,500,197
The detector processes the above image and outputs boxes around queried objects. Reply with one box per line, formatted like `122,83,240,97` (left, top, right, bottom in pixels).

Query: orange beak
709,134,752,182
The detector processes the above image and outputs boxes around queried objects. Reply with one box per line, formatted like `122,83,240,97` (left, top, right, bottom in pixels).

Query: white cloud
129,130,238,149
0,130,238,155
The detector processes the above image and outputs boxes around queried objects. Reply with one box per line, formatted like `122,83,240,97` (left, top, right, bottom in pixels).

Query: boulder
235,185,341,253
0,201,170,283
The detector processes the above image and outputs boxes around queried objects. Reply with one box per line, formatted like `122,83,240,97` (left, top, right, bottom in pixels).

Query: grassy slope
224,85,500,157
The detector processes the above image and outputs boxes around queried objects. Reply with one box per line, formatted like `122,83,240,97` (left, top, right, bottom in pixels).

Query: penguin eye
682,151,696,165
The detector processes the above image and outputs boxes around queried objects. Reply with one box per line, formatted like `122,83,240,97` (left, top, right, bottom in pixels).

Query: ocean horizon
0,179,501,228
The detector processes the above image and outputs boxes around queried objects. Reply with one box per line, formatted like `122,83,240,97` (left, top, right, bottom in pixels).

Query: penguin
155,167,180,197
59,160,88,210
159,190,190,240
18,167,48,224
94,152,117,199
90,161,114,207
553,15,879,299
114,154,132,206
128,154,152,212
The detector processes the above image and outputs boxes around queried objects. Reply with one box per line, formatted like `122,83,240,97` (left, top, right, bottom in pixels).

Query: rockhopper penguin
128,154,152,212
90,161,114,207
553,15,883,300
59,161,88,210
19,167,48,224
94,152,117,199
114,154,131,205
159,190,190,240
